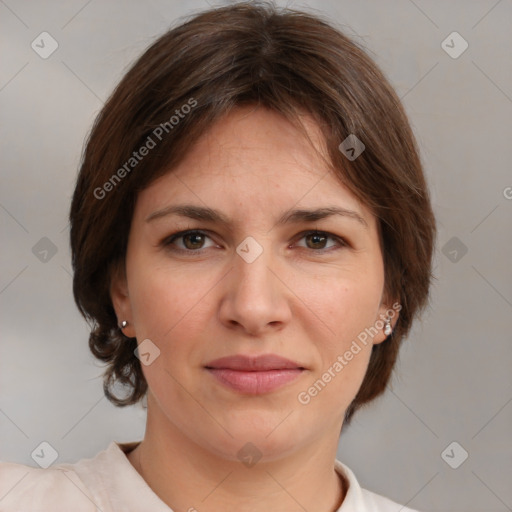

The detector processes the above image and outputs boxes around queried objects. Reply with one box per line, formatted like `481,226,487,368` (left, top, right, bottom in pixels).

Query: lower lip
206,368,304,394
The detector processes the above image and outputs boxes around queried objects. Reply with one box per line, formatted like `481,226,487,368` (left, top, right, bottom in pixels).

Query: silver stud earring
384,317,392,336
119,320,128,329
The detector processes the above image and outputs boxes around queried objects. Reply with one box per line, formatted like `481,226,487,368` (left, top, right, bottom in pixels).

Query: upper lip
205,354,305,371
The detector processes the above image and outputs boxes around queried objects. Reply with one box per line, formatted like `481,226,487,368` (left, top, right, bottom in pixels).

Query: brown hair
70,1,436,424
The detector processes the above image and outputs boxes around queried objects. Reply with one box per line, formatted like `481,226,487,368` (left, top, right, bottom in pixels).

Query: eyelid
161,229,349,254
293,230,348,250
162,229,219,252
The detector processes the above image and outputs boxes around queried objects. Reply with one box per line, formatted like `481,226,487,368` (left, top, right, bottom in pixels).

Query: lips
205,354,305,394
206,354,305,371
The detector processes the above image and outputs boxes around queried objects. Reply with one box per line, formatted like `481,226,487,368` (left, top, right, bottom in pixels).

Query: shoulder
335,460,421,512
359,487,420,512
0,441,144,512
0,460,98,511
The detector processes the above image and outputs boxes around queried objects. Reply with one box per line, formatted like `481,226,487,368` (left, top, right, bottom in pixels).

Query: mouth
204,354,306,395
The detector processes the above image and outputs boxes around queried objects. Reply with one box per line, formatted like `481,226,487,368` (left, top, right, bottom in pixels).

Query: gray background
1,0,511,510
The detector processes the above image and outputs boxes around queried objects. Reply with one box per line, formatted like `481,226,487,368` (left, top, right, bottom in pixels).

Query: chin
198,411,310,463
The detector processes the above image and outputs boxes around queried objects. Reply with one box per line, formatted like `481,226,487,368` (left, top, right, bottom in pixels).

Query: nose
217,239,292,336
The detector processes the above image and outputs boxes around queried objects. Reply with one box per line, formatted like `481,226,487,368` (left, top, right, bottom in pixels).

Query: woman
0,2,435,510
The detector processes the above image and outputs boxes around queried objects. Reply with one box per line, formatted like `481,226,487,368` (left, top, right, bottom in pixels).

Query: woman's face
112,106,393,461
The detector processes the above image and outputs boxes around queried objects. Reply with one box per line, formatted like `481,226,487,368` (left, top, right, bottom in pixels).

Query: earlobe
373,301,400,345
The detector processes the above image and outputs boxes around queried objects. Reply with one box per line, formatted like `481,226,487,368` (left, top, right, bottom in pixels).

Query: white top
0,441,420,511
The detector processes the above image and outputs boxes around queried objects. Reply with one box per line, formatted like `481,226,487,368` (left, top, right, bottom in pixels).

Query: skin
111,106,397,511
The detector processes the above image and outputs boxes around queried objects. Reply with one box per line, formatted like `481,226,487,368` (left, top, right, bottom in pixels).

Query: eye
294,230,347,252
161,229,347,255
163,230,217,252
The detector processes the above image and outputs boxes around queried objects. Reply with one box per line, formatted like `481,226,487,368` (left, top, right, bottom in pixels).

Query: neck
127,395,347,512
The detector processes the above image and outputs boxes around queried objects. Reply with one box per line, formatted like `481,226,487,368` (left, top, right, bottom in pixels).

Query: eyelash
161,229,348,255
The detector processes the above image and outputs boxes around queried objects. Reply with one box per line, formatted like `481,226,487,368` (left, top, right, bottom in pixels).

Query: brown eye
182,232,206,250
305,232,328,249
163,230,217,253
296,231,345,252
162,229,346,255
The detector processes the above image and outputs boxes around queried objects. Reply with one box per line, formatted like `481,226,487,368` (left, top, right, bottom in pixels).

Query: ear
372,299,401,345
110,260,136,338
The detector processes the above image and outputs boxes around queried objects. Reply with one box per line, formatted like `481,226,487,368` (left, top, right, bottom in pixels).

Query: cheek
299,266,384,348
126,257,216,394
295,268,384,408
126,264,206,403
127,252,211,339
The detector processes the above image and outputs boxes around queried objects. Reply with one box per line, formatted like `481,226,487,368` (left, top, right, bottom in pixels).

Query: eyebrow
145,204,368,229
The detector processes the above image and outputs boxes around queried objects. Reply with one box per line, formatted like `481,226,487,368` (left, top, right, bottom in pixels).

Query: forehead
178,106,327,176
135,106,374,227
